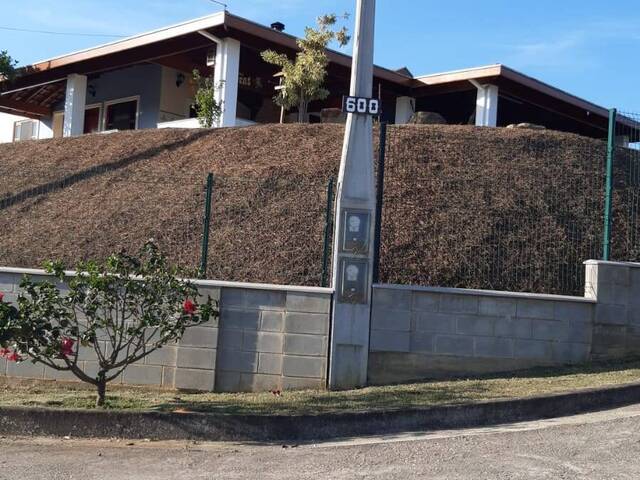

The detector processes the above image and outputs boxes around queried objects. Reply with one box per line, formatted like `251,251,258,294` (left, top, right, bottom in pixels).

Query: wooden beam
0,97,52,117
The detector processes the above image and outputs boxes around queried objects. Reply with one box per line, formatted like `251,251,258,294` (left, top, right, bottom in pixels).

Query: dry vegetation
1,359,639,414
0,124,628,292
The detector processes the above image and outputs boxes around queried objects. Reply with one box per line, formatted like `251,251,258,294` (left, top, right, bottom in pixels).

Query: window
104,98,139,131
13,120,39,142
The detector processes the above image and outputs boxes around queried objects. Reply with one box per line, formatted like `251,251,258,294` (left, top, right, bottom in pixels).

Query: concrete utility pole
328,0,376,389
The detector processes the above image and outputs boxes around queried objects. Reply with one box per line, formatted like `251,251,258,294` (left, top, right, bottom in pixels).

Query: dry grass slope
0,124,622,292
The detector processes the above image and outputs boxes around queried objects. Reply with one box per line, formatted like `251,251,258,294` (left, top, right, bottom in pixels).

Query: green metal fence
0,167,334,287
375,123,607,296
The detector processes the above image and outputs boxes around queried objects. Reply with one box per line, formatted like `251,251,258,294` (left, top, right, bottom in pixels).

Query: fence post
321,176,335,287
372,122,387,283
199,173,214,278
603,109,617,261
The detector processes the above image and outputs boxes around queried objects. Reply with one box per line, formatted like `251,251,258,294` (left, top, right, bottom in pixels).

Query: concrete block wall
368,285,595,384
0,268,331,393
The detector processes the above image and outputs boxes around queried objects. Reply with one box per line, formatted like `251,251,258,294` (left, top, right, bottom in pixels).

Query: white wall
158,67,195,123
0,113,53,144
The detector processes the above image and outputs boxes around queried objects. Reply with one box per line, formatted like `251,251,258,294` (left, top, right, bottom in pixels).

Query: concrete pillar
395,96,415,124
213,38,241,128
63,74,87,137
328,0,376,390
475,84,499,127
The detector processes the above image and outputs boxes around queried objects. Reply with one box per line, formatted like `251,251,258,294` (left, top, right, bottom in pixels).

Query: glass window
105,100,138,131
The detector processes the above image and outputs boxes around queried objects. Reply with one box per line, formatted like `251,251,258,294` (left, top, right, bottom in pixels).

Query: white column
213,38,240,128
63,74,87,137
475,84,499,127
328,0,376,390
395,96,415,124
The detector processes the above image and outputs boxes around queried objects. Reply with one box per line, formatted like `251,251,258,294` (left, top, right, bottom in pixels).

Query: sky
1,0,639,112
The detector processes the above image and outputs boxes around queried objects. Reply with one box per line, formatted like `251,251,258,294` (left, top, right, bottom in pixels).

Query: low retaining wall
0,268,331,393
369,260,640,384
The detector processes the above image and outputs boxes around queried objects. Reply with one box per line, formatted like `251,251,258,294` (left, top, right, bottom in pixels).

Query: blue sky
2,0,639,111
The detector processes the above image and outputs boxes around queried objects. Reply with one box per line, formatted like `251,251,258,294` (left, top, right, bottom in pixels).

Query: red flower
2,349,21,362
0,292,4,302
60,338,75,357
183,299,197,315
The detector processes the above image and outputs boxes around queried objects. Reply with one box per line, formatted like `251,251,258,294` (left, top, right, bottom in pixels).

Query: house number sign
342,96,380,115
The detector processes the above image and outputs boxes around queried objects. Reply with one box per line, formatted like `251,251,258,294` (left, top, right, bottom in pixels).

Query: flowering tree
0,242,218,407
261,13,350,123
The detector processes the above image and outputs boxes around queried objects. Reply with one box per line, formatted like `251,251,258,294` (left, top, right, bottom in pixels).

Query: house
0,10,618,143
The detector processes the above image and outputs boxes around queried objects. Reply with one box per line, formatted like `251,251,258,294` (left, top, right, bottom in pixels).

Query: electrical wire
0,26,127,38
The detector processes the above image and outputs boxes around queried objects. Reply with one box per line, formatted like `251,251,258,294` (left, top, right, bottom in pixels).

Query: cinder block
284,312,329,335
0,358,6,375
516,299,555,319
371,308,411,331
216,349,258,373
144,346,178,366
218,328,243,350
82,361,101,381
478,297,517,317
239,373,282,392
456,315,495,336
554,302,594,323
220,288,246,307
412,292,440,312
595,304,628,326
162,367,176,387
284,334,326,356
565,321,592,344
243,331,283,354
44,364,78,382
176,347,216,370
6,360,45,379
282,376,324,390
595,284,629,306
197,286,221,304
244,289,286,310
514,339,552,360
282,355,325,379
0,292,18,305
123,364,163,386
551,342,590,364
410,333,435,353
257,353,283,375
214,370,241,392
531,319,565,341
369,330,410,353
413,312,456,334
440,294,478,314
494,318,532,339
373,288,412,311
77,345,101,362
261,311,284,332
286,292,331,314
597,264,630,287
0,273,17,292
434,335,474,356
220,308,260,330
175,368,215,391
180,326,218,348
475,337,514,358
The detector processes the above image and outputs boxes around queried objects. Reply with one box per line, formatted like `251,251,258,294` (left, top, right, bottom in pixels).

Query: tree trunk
298,99,308,123
96,372,107,407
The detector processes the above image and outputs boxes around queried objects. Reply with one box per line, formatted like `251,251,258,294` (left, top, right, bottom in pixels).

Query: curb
1,382,640,442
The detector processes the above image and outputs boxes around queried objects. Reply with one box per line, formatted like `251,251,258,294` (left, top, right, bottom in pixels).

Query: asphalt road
2,404,640,479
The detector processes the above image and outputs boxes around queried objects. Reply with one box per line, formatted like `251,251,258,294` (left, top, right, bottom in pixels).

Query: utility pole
328,0,377,389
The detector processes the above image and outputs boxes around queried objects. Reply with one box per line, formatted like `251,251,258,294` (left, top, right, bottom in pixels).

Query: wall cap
0,267,334,295
584,260,640,268
373,283,595,304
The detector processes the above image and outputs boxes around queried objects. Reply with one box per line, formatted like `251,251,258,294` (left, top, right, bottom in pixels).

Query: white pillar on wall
63,74,87,137
475,84,499,127
395,96,415,124
213,38,241,128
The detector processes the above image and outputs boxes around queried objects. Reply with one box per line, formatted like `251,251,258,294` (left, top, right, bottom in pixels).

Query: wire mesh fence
0,165,333,287
611,111,640,262
376,125,607,296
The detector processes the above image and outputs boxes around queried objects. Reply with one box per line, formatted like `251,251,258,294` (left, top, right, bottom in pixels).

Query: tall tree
261,14,350,123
